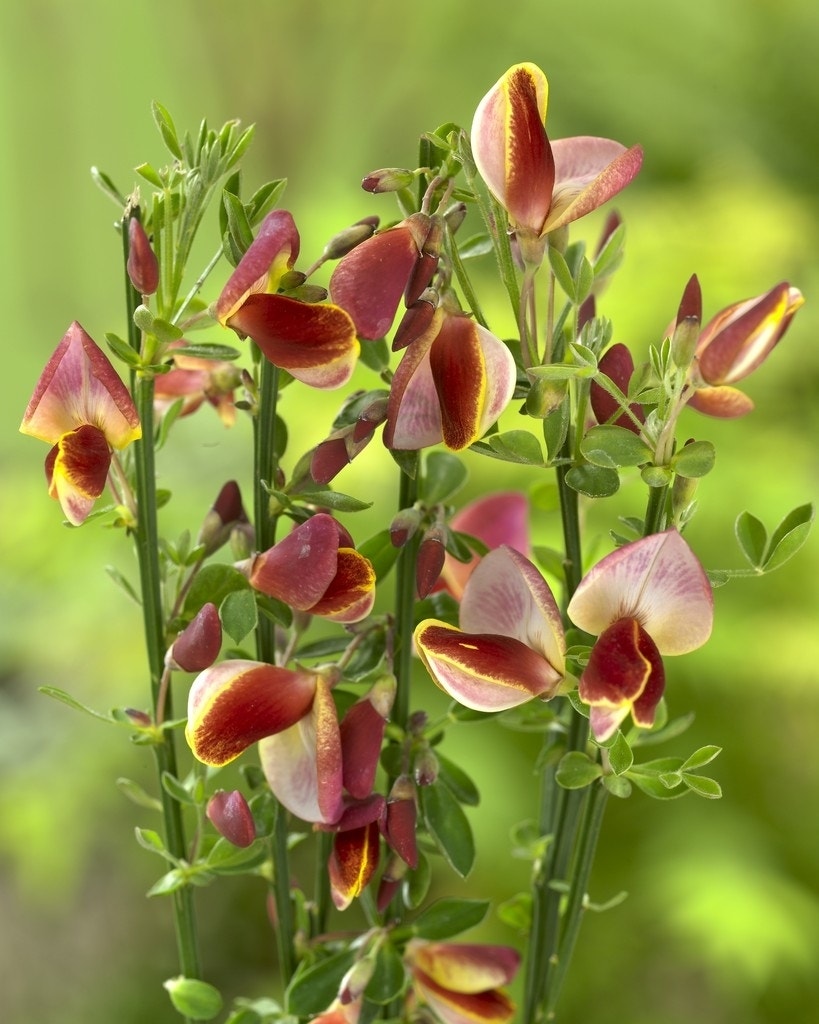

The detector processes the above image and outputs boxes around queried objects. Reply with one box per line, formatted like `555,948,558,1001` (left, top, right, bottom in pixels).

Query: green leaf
681,745,722,771
223,190,255,259
683,773,722,799
358,336,391,373
606,731,634,775
419,782,475,877
246,178,288,224
152,101,184,159
641,464,672,488
365,941,407,1005
116,777,162,811
411,898,490,940
105,331,142,368
286,949,356,1017
220,588,258,644
580,425,652,469
497,892,532,932
565,464,620,497
135,827,174,859
471,430,544,465
735,510,768,568
555,751,603,789
176,342,241,361
164,976,223,1021
763,503,814,572
147,869,190,896
548,246,576,300
293,490,373,512
436,753,480,807
422,451,469,504
90,166,126,206
161,771,196,806
671,440,716,479
135,161,165,188
404,851,432,909
602,775,633,798
183,563,250,618
38,685,116,724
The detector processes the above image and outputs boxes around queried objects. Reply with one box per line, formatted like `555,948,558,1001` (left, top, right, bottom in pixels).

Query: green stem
252,354,297,984
392,465,420,732
643,483,670,536
123,217,201,1002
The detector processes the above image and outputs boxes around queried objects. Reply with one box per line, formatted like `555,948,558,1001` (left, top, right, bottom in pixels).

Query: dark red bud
198,480,249,554
169,602,222,672
389,506,423,547
416,527,447,598
124,708,153,727
206,789,256,848
127,217,159,295
589,344,645,434
676,274,702,327
413,747,439,787
311,436,352,485
384,775,418,868
392,291,437,351
578,295,596,333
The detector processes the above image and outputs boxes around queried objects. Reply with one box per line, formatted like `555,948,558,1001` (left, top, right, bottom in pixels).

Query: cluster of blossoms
20,60,805,1024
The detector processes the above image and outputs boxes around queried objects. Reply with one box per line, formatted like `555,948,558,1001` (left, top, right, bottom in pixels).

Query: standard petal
471,62,554,235
414,621,562,711
186,660,317,767
406,941,520,992
215,209,300,324
228,294,359,389
567,530,713,655
329,217,428,340
441,492,530,600
21,322,141,447
339,678,395,799
544,139,643,233
258,676,343,823
459,547,565,673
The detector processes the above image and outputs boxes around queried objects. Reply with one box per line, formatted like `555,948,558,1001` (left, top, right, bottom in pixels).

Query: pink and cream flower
405,940,520,1024
471,63,643,248
414,546,565,712
20,321,141,525
567,529,713,741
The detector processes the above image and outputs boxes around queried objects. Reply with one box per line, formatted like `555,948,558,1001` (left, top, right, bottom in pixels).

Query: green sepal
163,976,223,1022
409,897,490,940
419,782,475,877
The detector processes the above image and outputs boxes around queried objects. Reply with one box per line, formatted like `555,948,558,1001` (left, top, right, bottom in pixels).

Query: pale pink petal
686,384,754,418
459,547,565,672
544,139,643,233
441,492,530,600
567,530,713,655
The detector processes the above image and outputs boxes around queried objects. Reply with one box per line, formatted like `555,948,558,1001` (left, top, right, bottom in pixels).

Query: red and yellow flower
405,940,520,1024
20,321,141,525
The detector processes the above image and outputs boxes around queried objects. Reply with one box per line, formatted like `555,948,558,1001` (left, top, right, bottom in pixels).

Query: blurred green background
1,1,818,1022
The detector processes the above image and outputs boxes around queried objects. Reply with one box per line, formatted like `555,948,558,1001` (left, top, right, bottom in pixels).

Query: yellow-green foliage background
1,2,817,1022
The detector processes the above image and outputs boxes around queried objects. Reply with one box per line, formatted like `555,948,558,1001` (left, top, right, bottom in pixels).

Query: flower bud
197,480,250,555
392,290,438,352
167,602,222,672
416,526,447,598
525,376,567,418
390,506,423,547
339,957,376,1005
206,789,257,848
444,201,468,235
671,275,702,371
384,774,418,868
376,853,408,913
413,746,439,787
323,216,380,260
127,216,159,296
405,217,443,306
361,168,416,193
164,977,223,1021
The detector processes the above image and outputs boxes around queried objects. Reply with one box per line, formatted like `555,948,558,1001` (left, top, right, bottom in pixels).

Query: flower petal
46,424,112,525
578,617,665,741
329,216,428,339
567,530,713,655
215,209,300,324
327,820,381,910
250,514,343,610
459,547,565,672
471,62,554,235
414,621,562,711
228,293,359,390
186,659,317,767
686,384,755,418
258,675,343,823
441,492,530,600
340,677,395,799
21,322,141,447
544,138,643,233
308,548,376,623
384,317,443,449
411,968,516,1024
407,940,520,992
590,343,645,433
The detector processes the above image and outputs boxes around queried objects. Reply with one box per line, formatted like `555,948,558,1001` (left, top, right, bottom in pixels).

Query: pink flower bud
389,506,422,548
168,603,222,672
416,526,447,598
127,217,159,295
206,789,256,847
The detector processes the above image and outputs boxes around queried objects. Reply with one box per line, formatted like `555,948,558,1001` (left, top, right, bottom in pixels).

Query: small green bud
361,167,416,193
526,376,567,418
322,216,380,260
163,977,223,1021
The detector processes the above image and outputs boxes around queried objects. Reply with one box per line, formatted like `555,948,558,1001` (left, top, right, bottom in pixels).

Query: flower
471,63,643,249
440,492,530,600
405,940,520,1024
20,321,141,525
567,529,713,741
414,546,565,711
154,344,241,426
383,300,516,451
215,209,360,389
329,212,438,340
685,282,804,417
249,513,376,623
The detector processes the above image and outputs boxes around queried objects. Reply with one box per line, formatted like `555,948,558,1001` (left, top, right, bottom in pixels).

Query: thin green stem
123,217,201,1002
392,466,420,733
252,354,297,984
643,483,670,536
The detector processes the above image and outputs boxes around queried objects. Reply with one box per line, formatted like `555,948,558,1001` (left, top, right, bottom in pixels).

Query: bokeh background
1,1,818,1022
